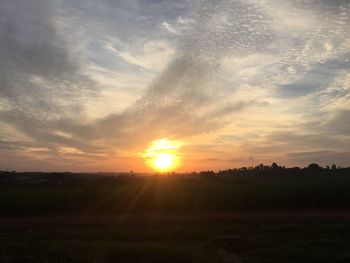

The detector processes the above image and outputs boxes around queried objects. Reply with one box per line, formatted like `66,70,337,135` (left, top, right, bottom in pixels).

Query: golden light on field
143,138,182,172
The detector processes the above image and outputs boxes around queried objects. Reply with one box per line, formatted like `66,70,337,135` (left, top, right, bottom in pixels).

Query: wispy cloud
0,0,349,171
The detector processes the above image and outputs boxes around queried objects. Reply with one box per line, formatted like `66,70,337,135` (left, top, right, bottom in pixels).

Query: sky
0,0,349,172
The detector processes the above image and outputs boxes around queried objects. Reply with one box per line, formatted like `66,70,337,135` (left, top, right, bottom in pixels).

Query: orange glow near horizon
143,138,183,172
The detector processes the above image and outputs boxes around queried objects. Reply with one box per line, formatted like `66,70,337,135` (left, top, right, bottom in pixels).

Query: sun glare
153,153,174,171
143,138,182,172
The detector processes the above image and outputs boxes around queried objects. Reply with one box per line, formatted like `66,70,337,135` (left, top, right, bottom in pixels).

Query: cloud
280,57,350,97
116,40,175,72
286,150,350,167
0,0,99,155
1,0,350,170
88,0,277,141
287,151,333,158
322,110,350,135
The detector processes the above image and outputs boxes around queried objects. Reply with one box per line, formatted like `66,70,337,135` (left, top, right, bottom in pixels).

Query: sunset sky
0,0,349,172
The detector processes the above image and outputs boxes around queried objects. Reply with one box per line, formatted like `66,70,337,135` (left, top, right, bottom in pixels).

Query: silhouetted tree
308,163,321,172
272,162,279,170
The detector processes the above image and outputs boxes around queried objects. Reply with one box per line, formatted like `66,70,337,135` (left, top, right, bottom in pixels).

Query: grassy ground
1,175,350,216
1,175,350,262
1,212,350,263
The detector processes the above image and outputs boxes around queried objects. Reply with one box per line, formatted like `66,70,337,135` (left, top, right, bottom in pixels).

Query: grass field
1,212,350,263
1,175,350,216
1,174,350,262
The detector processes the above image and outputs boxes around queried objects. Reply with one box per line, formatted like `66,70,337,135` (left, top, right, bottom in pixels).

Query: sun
153,153,174,171
143,138,183,172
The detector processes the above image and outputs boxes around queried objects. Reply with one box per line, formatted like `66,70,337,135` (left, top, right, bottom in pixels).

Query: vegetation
1,163,350,216
1,163,350,262
1,212,350,262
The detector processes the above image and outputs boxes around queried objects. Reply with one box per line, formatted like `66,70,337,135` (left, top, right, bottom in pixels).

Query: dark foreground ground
1,174,350,262
1,211,350,263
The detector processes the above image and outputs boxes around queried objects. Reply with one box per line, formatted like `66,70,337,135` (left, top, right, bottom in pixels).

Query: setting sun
143,138,183,172
153,153,174,171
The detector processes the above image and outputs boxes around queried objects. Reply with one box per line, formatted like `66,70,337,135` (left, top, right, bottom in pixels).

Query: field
1,212,350,262
1,174,350,262
1,174,350,215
